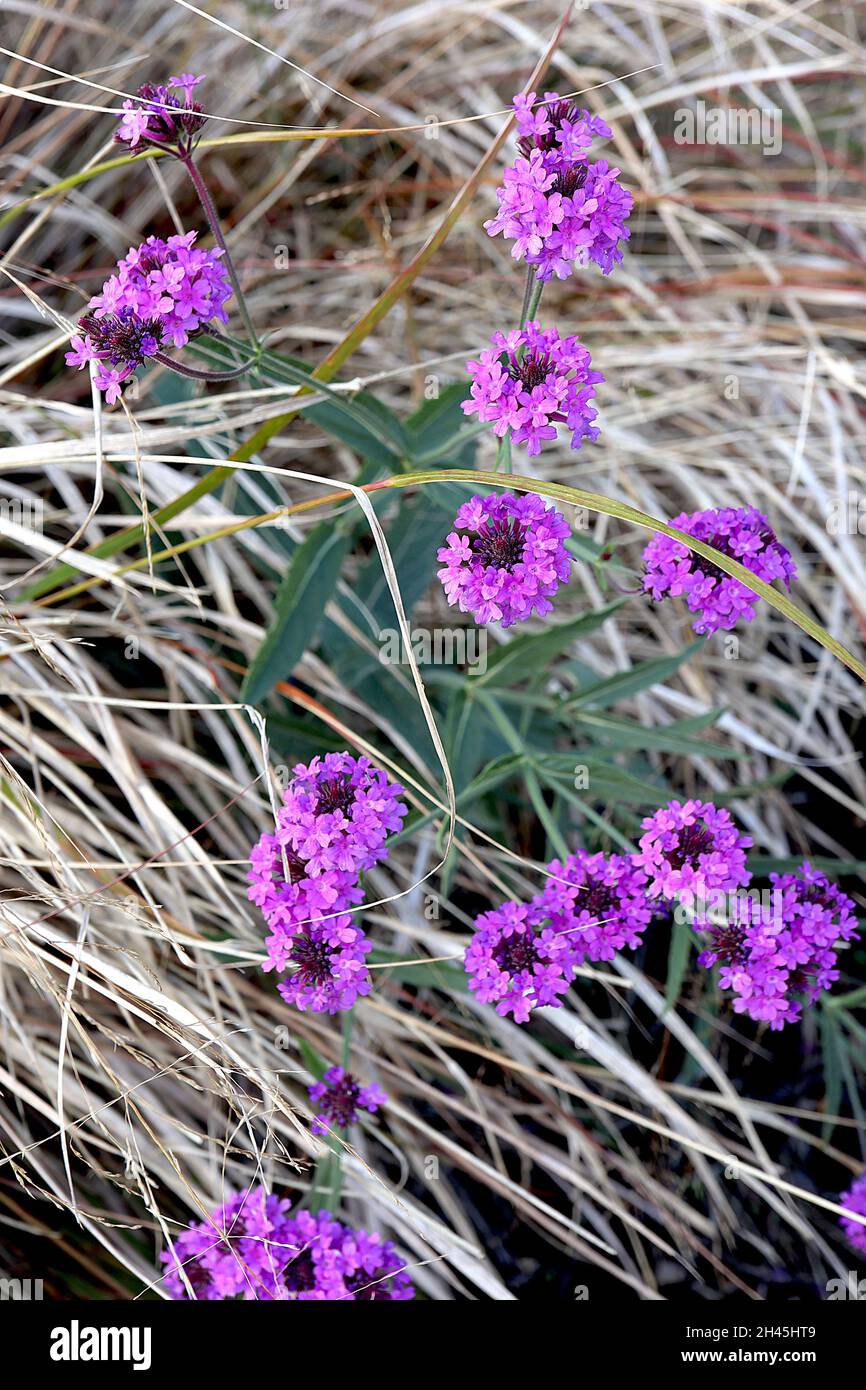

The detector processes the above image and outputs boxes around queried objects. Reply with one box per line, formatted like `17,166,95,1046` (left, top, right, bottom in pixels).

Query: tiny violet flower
116,75,207,156
462,321,602,456
694,864,859,1029
532,849,656,964
169,73,205,101
308,1066,387,1136
437,490,572,628
839,1173,866,1256
162,1185,414,1299
464,900,573,1023
642,506,797,636
484,91,632,281
633,798,752,903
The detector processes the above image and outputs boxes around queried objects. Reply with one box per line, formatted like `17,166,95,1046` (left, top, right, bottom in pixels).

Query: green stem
495,433,512,475
341,1010,354,1068
182,154,259,347
496,270,544,474
520,267,543,327
151,350,249,383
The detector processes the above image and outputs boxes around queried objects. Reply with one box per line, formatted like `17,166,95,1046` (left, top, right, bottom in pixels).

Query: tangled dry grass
1,0,865,1300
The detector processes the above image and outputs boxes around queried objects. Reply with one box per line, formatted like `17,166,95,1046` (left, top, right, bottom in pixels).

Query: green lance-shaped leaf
241,521,355,705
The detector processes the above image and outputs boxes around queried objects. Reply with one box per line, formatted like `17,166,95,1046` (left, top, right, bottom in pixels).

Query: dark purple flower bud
308,1066,388,1135
116,74,207,157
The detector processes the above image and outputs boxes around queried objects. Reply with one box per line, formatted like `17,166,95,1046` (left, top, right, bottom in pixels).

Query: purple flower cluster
485,91,633,281
465,799,856,1029
162,1185,414,1300
464,900,573,1023
116,74,206,156
634,799,752,903
839,1173,866,1256
464,850,657,1021
642,507,797,637
308,1066,388,1136
66,232,232,402
462,323,602,455
247,753,407,1014
437,491,572,628
694,863,859,1029
533,850,656,964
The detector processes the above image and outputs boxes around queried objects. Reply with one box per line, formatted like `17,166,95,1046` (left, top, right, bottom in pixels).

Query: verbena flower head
769,862,860,957
277,918,373,1015
248,829,363,972
634,799,752,903
695,895,799,1030
437,491,572,628
464,900,573,1023
162,1186,414,1299
67,232,232,401
531,849,655,964
642,507,797,637
262,753,408,880
248,753,405,1014
116,74,206,156
695,866,859,1029
280,1210,414,1300
308,1066,387,1136
484,91,632,281
462,323,601,456
162,1186,295,1300
839,1173,866,1256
